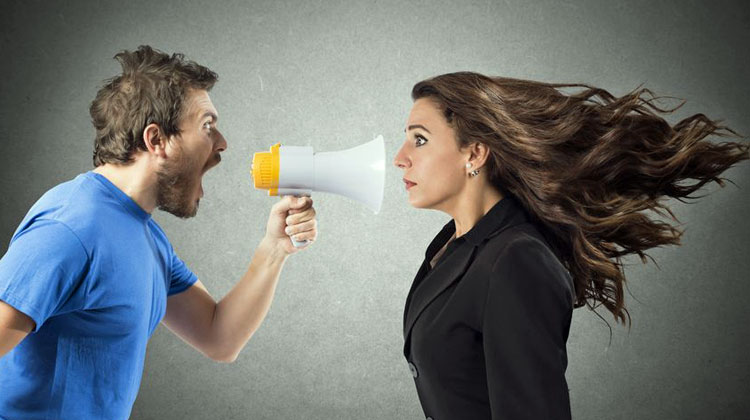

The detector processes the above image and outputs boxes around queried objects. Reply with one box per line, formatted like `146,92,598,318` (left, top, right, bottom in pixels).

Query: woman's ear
143,123,168,158
466,142,490,170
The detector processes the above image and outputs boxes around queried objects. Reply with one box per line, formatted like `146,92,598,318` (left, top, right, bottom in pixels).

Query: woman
393,72,748,420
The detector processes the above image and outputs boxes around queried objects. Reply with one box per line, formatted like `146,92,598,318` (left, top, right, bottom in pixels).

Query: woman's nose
393,144,410,169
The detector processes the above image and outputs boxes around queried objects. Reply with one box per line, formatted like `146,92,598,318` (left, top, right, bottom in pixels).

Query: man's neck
93,160,157,214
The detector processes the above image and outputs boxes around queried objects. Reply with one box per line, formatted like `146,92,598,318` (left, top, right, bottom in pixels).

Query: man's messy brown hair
90,45,218,166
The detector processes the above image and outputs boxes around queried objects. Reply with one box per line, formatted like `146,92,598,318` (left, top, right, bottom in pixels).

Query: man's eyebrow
201,111,218,122
405,124,431,134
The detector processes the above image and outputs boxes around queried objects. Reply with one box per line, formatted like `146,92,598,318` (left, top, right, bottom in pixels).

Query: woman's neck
449,186,504,238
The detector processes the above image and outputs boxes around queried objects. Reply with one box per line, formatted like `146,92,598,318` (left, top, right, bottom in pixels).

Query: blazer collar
403,196,530,343
463,195,528,246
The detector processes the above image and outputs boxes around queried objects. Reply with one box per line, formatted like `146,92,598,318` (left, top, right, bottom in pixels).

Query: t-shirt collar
86,171,151,222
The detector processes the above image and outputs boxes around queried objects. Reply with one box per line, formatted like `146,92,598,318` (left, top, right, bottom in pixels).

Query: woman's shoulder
485,222,554,259
465,222,552,278
482,222,574,296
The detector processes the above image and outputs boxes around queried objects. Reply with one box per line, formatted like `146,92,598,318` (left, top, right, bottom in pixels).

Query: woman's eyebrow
405,124,431,134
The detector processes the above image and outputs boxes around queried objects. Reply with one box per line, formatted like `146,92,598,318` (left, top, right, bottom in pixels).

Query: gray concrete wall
1,0,748,418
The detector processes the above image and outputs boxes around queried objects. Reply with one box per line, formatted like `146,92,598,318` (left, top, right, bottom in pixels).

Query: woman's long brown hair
413,72,749,325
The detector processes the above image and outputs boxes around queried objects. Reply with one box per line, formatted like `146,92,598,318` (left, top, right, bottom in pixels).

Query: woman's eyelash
415,135,428,146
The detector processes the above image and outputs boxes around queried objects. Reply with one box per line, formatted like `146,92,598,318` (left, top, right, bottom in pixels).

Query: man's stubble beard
156,149,201,219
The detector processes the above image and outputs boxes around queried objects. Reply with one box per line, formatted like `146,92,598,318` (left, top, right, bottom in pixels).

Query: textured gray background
1,0,749,419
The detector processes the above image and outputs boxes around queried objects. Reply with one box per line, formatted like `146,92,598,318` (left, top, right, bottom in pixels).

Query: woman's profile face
394,98,468,211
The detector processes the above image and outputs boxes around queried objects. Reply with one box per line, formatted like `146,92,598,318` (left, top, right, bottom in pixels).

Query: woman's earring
465,163,472,169
469,169,480,177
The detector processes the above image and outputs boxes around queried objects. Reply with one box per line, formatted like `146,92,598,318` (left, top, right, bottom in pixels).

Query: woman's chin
408,195,430,210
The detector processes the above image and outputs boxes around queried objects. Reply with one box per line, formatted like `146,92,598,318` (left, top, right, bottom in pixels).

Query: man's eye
415,135,428,147
203,122,212,130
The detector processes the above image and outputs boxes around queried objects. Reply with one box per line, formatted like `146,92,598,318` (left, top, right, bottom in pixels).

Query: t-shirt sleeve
167,248,197,296
0,219,89,332
483,235,574,420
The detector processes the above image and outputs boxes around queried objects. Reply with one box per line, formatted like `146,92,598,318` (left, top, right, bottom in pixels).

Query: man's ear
143,123,168,158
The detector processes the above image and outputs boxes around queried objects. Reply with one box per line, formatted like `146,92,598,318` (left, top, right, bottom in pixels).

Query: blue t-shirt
0,171,198,420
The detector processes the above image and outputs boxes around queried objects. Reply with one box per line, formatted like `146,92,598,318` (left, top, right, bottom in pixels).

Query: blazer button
408,362,418,378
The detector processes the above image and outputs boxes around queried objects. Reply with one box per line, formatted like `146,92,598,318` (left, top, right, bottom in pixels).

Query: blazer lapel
403,243,478,344
402,196,533,357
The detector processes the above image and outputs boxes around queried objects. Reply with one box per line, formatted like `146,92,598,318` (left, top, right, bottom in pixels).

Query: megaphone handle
286,194,310,248
291,237,308,248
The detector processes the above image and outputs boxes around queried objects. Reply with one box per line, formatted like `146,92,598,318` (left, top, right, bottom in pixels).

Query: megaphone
251,135,385,247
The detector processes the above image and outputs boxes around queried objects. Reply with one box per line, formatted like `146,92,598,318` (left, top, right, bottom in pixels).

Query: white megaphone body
251,135,385,247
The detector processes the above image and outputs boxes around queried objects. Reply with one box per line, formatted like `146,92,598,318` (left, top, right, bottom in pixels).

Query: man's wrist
258,236,290,263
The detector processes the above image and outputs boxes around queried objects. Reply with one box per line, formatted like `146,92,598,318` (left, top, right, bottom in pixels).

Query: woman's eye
415,135,428,147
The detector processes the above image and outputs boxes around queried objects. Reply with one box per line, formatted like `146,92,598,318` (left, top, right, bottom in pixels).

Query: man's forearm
210,237,288,361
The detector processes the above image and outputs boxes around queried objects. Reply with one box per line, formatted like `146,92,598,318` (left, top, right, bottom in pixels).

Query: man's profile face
156,89,227,218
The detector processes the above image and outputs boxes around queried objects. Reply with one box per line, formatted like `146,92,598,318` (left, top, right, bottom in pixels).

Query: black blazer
403,196,574,420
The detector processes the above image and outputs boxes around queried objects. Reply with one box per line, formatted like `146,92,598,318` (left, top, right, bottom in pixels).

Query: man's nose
216,132,228,152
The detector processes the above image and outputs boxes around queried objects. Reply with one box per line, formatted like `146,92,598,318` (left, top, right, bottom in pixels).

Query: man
0,45,317,419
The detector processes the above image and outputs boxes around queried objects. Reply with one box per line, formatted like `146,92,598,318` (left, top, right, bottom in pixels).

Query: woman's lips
403,178,417,190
